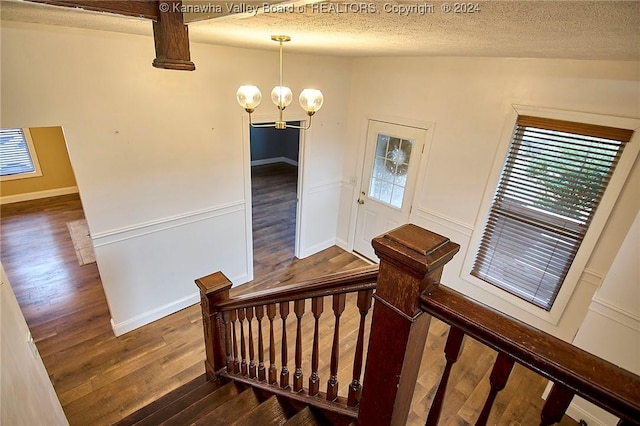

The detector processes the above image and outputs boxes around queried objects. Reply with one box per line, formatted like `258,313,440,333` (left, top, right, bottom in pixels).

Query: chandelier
236,35,324,130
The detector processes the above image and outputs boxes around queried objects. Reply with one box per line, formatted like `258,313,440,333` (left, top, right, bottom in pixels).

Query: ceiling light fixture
236,35,324,130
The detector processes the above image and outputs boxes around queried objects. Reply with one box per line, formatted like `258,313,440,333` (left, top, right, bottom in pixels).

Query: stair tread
192,387,260,426
283,406,326,426
160,381,240,426
229,395,289,426
131,379,229,426
114,374,209,426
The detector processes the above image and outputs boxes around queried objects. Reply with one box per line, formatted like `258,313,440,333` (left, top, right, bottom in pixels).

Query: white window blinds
0,128,36,177
472,116,632,310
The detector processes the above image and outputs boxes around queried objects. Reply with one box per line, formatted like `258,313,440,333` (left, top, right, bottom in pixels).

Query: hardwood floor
251,163,297,261
1,172,577,425
0,173,367,425
250,163,299,286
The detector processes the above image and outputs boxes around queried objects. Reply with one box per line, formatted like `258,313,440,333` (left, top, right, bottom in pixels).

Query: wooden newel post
358,224,460,425
195,271,233,380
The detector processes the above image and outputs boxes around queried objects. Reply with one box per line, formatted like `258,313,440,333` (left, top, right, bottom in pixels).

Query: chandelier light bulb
236,36,323,130
299,89,324,115
271,86,293,109
236,85,262,112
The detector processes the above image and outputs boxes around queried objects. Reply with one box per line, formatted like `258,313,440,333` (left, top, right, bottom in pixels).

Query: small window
472,116,633,311
368,134,413,209
0,128,42,181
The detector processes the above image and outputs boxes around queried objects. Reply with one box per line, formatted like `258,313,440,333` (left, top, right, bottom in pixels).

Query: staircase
116,374,354,426
119,224,639,426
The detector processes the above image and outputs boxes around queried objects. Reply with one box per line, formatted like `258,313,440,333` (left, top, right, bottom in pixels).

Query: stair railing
355,224,640,426
418,280,640,426
196,265,379,418
197,224,640,425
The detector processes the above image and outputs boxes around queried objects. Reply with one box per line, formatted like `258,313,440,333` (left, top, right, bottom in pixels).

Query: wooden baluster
309,296,324,396
222,310,234,372
426,326,465,426
475,352,515,426
540,384,574,426
256,305,266,382
246,307,256,379
327,293,346,401
293,299,306,392
230,309,240,373
238,308,248,376
280,301,290,389
267,303,278,385
348,289,374,407
195,272,232,379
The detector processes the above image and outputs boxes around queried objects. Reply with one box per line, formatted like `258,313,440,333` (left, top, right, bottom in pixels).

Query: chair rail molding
92,200,245,247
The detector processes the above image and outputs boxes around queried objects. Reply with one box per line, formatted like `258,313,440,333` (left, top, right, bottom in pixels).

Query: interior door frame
347,115,435,254
242,112,308,282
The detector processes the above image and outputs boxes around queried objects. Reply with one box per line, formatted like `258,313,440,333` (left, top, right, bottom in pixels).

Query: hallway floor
0,169,367,425
1,182,577,425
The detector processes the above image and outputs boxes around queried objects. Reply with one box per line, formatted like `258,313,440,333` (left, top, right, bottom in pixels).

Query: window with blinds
472,116,633,310
0,128,40,180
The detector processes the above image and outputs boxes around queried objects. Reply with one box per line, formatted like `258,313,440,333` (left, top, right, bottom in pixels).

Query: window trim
462,105,640,325
0,128,43,181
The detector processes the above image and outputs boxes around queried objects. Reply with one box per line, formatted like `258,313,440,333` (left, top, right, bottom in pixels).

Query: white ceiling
2,0,639,60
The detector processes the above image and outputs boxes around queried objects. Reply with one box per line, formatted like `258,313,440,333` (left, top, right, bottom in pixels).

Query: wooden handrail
216,265,379,311
196,225,639,425
420,283,640,423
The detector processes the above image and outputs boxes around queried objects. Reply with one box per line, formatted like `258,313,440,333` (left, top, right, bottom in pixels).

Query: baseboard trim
299,237,336,259
352,250,377,264
110,292,200,336
563,402,608,426
251,157,298,167
335,237,350,252
0,186,79,204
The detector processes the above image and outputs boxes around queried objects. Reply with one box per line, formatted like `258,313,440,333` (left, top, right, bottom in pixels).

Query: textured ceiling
2,0,639,60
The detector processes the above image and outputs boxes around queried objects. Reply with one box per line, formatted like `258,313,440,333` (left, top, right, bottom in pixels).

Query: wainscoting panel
564,296,640,425
298,179,342,259
411,207,473,287
336,180,356,251
93,202,250,336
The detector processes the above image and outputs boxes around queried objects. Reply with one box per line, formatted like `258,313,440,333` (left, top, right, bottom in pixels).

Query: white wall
4,19,638,343
566,211,640,425
339,57,640,340
1,264,68,425
1,21,352,335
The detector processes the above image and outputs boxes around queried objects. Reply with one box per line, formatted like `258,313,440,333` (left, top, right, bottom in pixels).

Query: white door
353,120,427,260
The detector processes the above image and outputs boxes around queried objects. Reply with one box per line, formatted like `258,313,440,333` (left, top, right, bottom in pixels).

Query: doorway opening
249,122,302,276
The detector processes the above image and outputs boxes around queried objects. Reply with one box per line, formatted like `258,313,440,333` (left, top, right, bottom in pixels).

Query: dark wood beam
26,0,195,71
27,0,159,20
152,1,196,70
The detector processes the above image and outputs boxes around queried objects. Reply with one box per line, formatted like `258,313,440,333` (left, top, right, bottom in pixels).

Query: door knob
357,191,366,205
